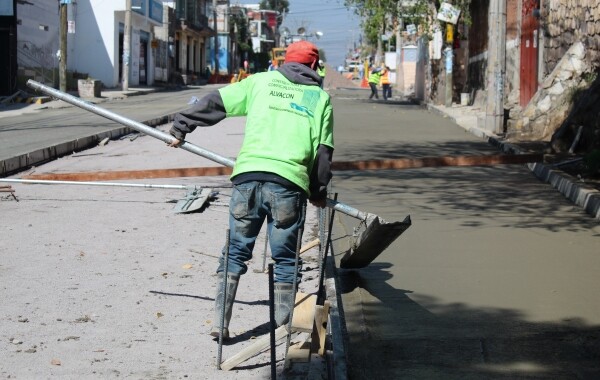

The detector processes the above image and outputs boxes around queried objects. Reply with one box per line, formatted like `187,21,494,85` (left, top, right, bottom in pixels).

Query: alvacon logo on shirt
269,90,295,99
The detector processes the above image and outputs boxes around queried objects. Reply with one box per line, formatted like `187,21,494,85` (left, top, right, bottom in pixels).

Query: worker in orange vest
380,66,391,101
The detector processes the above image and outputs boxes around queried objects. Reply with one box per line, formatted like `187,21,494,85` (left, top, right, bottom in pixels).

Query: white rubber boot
274,283,295,327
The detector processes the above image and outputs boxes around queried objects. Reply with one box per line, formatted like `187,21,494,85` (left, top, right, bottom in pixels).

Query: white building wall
71,0,160,88
71,1,119,86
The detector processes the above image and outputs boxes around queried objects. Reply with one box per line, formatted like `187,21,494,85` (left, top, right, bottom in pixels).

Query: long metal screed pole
26,80,368,221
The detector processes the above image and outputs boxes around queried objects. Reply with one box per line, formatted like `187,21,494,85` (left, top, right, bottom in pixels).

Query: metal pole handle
26,80,368,221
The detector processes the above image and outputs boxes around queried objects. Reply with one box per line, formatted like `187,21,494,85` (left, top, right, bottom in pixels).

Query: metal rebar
268,263,276,380
217,228,230,369
261,232,269,273
0,178,194,190
285,202,306,356
318,193,338,305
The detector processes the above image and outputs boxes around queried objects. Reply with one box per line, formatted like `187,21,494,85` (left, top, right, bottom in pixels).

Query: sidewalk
0,85,162,118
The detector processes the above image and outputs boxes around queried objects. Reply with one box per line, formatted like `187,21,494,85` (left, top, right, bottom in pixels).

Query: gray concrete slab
326,88,600,379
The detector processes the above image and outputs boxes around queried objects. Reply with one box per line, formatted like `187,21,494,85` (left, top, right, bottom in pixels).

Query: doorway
520,0,540,107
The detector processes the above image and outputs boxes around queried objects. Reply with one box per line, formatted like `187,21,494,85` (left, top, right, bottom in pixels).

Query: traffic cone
361,77,368,88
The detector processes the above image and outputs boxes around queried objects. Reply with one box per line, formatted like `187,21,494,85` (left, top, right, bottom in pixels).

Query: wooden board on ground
292,292,317,333
285,334,312,365
220,325,288,371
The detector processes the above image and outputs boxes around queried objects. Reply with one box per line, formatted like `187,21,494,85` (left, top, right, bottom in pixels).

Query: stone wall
507,1,600,142
542,0,600,74
507,42,590,141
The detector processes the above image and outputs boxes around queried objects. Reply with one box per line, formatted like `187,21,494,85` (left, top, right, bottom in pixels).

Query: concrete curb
427,103,600,221
0,115,173,177
0,88,170,177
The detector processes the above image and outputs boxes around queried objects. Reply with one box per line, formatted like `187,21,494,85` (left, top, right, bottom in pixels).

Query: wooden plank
24,166,233,181
285,335,312,365
331,153,543,171
220,325,288,371
316,301,331,356
291,292,317,333
23,154,544,182
299,238,319,255
221,293,318,371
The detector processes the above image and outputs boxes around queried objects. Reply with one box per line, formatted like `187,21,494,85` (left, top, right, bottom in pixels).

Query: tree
344,0,472,43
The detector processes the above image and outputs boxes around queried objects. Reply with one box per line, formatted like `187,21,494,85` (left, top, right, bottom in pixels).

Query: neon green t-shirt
218,71,334,195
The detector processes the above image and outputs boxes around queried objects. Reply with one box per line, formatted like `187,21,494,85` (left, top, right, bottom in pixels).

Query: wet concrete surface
327,88,600,379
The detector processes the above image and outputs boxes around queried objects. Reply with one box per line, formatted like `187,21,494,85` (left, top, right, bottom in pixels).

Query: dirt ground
0,118,328,379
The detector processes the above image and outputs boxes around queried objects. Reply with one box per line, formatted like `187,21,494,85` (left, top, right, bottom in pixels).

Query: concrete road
327,88,600,379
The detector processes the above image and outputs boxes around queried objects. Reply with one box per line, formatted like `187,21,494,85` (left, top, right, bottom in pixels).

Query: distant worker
268,60,277,71
380,66,391,101
368,67,382,100
317,59,326,88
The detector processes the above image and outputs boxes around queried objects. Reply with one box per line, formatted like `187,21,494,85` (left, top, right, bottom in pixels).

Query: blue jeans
217,181,307,284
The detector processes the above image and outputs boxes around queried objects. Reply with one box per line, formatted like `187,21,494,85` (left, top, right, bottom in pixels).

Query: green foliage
583,71,598,85
230,11,251,53
344,0,472,45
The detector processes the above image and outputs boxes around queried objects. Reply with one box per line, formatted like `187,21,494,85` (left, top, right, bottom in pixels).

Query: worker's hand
309,198,327,209
168,138,182,148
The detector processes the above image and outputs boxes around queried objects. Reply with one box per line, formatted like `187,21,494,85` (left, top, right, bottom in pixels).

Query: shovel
27,79,411,268
0,178,213,214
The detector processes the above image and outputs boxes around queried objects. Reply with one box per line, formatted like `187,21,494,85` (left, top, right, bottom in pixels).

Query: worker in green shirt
368,66,382,99
317,59,326,88
168,41,334,340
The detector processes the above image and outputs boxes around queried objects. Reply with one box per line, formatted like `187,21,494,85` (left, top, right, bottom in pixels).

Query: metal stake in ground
318,193,337,305
285,203,306,359
217,229,230,370
268,263,276,379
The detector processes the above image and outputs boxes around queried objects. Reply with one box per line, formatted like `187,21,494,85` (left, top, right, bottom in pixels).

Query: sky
234,0,363,67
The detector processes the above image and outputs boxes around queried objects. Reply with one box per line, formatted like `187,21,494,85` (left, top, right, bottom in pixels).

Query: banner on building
209,34,229,74
437,2,460,25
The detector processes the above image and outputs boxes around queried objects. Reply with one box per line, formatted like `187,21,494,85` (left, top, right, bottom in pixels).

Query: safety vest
380,70,390,85
317,66,326,78
368,71,381,85
218,71,334,194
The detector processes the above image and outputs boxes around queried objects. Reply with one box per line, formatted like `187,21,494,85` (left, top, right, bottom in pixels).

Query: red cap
284,41,319,68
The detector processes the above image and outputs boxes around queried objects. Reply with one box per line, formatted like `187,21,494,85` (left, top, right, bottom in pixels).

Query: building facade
6,0,216,92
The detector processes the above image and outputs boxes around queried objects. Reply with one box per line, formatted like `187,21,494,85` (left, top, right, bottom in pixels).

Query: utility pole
395,2,404,96
213,0,219,75
444,23,453,107
59,1,68,92
375,0,383,66
122,0,131,91
485,0,507,133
